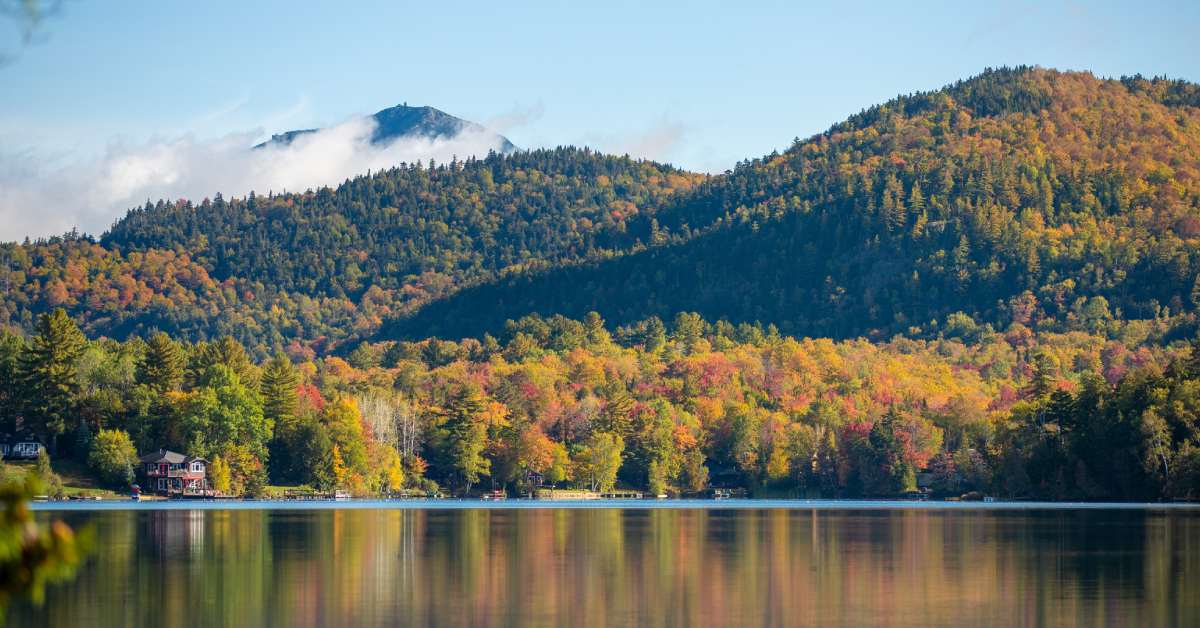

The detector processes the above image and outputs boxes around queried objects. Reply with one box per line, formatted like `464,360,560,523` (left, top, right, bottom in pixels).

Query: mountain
253,103,518,152
2,67,1199,356
386,67,1200,341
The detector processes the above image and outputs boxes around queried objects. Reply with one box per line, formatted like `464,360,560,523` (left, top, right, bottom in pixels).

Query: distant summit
254,103,517,152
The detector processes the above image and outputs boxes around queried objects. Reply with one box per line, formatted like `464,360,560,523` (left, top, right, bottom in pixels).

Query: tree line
3,308,1197,500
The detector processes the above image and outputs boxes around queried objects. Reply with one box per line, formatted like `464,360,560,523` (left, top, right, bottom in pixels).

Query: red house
139,449,211,496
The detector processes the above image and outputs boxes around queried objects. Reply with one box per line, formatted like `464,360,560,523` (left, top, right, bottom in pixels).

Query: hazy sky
2,0,1199,240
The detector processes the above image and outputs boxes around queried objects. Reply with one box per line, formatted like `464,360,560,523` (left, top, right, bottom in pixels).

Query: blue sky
1,1,1198,238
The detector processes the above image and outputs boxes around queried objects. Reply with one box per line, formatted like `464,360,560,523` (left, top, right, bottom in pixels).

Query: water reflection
13,507,1200,627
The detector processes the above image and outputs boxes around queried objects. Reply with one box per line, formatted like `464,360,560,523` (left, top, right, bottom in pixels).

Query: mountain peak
255,103,517,153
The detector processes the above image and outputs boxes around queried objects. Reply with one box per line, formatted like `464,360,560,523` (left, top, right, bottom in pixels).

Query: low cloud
485,102,545,133
0,115,508,242
579,117,690,165
614,120,688,162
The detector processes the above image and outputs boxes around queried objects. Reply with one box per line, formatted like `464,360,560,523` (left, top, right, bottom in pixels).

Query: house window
191,462,204,472
157,479,166,491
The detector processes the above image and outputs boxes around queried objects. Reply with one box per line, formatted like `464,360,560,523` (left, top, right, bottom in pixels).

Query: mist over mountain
0,104,516,242
254,103,517,153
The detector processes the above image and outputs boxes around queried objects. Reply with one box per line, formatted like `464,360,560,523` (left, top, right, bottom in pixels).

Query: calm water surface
13,501,1200,627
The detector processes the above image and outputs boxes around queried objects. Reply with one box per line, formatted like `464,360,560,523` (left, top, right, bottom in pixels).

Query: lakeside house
139,449,211,496
0,432,46,460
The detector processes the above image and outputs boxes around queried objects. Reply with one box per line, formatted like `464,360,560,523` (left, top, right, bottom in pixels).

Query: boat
481,490,507,501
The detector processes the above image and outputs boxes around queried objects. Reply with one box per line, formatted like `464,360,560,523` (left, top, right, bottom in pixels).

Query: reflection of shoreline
11,508,1200,627
32,499,1200,513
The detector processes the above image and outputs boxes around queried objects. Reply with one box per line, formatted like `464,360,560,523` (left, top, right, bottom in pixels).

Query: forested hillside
391,68,1200,340
2,149,699,353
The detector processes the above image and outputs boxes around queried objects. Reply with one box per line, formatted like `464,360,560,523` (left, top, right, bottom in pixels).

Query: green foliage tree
209,455,231,495
87,429,138,488
322,398,369,481
34,451,63,499
574,432,624,493
680,448,709,493
182,365,270,461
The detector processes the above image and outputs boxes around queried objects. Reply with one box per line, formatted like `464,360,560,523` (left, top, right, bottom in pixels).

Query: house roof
0,431,43,445
140,449,187,464
139,449,209,465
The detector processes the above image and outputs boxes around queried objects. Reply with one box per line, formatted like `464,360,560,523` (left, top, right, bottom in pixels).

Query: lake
13,501,1200,627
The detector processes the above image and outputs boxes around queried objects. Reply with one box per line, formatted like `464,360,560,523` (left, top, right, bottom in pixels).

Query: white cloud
613,120,688,162
578,117,690,165
484,101,545,133
0,115,509,242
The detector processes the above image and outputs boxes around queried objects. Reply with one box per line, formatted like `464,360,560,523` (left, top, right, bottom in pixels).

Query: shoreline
31,498,1200,512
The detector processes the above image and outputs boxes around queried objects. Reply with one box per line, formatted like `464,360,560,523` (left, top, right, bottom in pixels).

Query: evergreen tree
190,337,255,388
583,311,607,345
260,353,299,428
19,309,86,452
137,332,184,394
439,385,490,493
596,383,635,437
642,316,666,354
1029,349,1060,399
866,409,914,495
0,331,25,433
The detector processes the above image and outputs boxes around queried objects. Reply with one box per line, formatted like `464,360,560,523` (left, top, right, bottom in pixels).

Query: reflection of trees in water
12,508,1200,626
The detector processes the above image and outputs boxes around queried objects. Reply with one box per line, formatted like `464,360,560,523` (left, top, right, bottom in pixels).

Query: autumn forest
2,67,1200,501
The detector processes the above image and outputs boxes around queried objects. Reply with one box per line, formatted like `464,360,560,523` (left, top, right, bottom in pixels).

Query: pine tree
596,383,634,437
1029,350,1060,399
867,408,913,495
19,309,86,453
440,386,490,493
642,316,666,354
583,311,609,345
191,337,255,387
0,331,25,432
137,332,184,394
260,353,299,428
